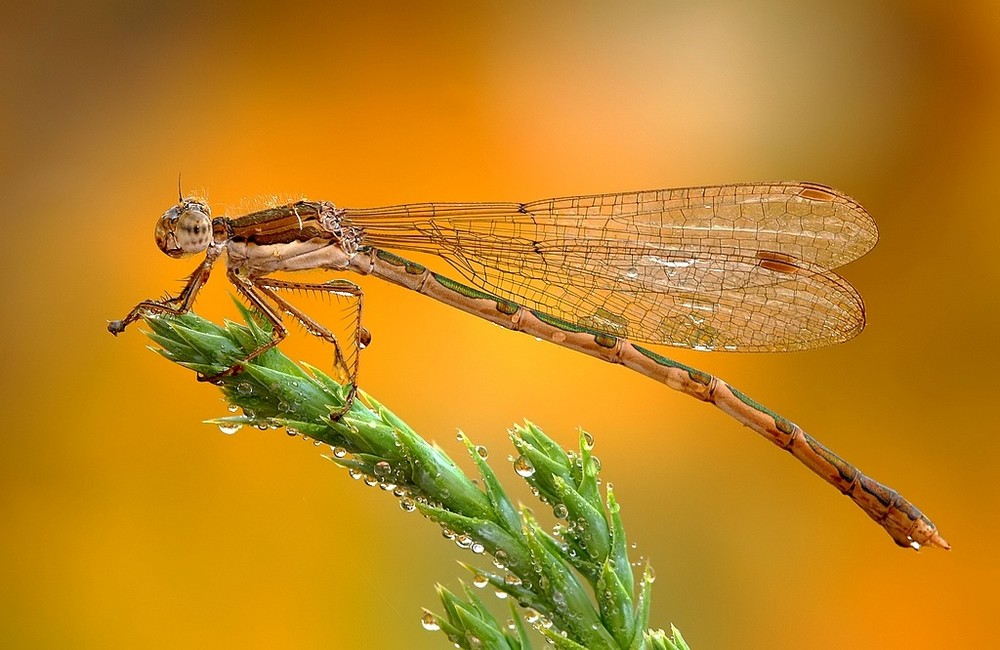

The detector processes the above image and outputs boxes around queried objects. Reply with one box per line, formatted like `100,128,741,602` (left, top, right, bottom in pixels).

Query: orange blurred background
3,2,998,648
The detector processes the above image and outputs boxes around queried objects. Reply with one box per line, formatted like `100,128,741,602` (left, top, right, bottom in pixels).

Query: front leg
108,248,220,335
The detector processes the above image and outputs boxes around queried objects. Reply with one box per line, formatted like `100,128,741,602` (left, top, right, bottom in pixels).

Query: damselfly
109,181,948,550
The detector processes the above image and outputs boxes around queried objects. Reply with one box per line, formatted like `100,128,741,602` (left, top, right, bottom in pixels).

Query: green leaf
460,432,522,537
597,557,635,646
606,484,635,601
393,423,493,520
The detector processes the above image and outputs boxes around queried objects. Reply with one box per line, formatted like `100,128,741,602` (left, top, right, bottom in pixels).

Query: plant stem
141,307,690,650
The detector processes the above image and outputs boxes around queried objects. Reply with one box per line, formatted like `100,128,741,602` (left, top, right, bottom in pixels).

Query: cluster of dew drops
217,380,312,436
216,393,647,641
416,431,636,641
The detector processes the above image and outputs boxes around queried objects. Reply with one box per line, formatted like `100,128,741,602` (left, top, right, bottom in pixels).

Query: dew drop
582,431,595,449
374,460,391,476
625,267,639,279
494,589,508,599
513,456,535,477
553,503,568,519
236,382,253,395
471,542,485,554
473,573,489,588
475,445,489,459
332,447,348,458
218,422,242,435
524,608,540,623
400,497,416,512
420,611,440,631
227,403,240,413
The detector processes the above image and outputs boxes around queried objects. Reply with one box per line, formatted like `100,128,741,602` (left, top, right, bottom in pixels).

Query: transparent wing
348,181,877,350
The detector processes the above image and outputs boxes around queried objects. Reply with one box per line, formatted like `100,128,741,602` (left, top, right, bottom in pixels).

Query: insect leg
204,268,291,383
252,277,366,419
108,248,221,335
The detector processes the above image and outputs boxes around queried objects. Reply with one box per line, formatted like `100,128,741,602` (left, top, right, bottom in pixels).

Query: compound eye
154,201,213,258
175,208,213,255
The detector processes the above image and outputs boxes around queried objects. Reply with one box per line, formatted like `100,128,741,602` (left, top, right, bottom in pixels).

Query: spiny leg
108,248,220,335
251,277,366,419
209,268,291,383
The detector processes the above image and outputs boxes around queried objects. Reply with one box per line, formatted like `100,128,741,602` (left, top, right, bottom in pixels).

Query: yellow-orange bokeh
2,3,998,648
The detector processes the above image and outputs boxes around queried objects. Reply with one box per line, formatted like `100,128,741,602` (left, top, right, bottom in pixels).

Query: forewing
352,181,876,350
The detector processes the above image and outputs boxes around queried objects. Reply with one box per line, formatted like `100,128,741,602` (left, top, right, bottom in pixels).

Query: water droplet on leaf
513,456,535,477
420,611,440,631
218,422,242,435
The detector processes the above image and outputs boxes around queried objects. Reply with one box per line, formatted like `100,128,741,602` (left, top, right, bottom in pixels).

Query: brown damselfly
109,182,948,550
